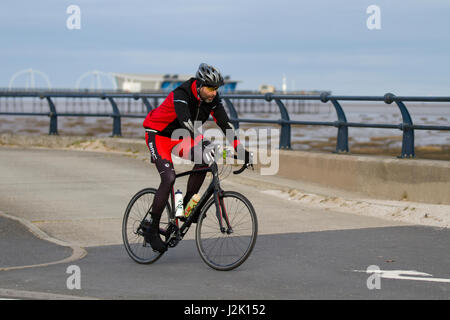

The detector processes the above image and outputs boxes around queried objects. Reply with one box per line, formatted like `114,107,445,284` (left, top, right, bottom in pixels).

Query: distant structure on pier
112,73,239,93
259,83,330,96
8,68,52,90
259,75,330,95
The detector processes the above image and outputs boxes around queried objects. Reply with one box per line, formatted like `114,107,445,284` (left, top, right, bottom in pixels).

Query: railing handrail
2,90,450,101
1,90,449,158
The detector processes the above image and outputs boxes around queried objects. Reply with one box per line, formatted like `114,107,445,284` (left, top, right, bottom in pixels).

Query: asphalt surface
0,147,449,300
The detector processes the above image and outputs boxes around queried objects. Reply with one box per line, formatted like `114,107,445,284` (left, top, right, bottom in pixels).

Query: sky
1,0,449,95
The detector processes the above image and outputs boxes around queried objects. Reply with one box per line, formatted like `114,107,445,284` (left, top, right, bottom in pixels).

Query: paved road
0,147,449,300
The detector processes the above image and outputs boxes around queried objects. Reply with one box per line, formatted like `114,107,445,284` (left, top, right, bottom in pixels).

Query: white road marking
353,269,450,283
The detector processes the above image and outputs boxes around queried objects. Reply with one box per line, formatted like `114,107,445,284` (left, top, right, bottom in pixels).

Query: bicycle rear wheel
195,191,258,271
122,188,171,264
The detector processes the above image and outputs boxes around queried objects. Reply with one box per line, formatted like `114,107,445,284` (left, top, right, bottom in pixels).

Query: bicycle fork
214,188,233,234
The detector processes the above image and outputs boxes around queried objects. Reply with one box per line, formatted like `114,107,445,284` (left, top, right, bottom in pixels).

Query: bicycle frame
122,145,255,268
165,162,232,244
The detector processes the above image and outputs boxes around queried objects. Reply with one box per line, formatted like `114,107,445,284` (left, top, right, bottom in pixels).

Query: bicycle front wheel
195,191,258,271
122,188,171,264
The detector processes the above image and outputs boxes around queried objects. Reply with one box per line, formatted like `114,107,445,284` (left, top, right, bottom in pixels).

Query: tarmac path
0,147,448,300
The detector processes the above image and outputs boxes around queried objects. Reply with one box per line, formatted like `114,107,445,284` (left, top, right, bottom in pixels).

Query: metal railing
1,90,449,158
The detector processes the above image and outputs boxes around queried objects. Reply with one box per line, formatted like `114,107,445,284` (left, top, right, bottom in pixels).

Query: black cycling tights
151,159,207,227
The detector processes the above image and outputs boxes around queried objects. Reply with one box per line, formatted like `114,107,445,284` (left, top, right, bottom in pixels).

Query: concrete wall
273,150,450,205
104,138,449,205
1,134,448,205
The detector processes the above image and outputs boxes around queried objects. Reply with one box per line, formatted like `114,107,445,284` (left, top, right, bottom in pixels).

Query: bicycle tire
195,191,258,271
122,188,171,264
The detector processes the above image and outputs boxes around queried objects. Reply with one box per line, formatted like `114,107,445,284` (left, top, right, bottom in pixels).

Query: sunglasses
204,86,219,92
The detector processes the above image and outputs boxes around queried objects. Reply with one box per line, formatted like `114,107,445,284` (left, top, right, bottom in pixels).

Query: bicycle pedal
167,235,180,248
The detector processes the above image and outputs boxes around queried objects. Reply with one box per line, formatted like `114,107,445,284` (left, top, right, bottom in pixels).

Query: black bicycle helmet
195,63,224,87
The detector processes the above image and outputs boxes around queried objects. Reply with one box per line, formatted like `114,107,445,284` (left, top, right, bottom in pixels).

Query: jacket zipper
194,101,200,122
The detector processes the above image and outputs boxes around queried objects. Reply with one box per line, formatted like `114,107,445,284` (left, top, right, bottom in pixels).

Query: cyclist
142,63,252,253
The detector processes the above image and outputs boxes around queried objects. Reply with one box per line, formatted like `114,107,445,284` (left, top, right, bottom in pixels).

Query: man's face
199,86,218,103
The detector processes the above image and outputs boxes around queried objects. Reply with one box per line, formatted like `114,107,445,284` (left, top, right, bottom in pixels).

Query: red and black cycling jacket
143,77,242,150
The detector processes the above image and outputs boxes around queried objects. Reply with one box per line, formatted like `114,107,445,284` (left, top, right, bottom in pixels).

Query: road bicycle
122,153,258,271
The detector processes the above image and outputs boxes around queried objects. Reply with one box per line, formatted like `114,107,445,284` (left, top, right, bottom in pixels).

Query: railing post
106,96,122,137
320,93,349,153
275,99,291,149
223,98,240,129
141,97,153,113
396,100,415,158
331,99,349,153
384,93,415,158
43,96,58,135
266,94,291,149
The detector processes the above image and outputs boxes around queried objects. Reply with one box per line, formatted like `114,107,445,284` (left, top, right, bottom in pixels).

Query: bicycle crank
165,223,181,248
